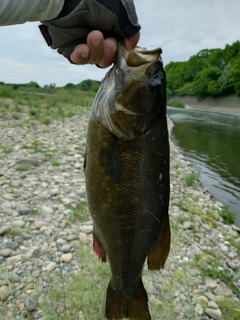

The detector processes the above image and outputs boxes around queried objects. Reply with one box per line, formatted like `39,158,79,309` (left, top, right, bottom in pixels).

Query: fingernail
81,50,89,58
92,37,101,47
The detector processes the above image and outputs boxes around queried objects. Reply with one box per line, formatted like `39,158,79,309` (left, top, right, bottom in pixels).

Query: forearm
0,0,65,26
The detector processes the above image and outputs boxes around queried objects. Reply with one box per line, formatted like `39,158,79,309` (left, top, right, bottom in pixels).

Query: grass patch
0,86,94,125
16,163,33,171
0,144,13,155
177,200,218,228
11,113,20,120
194,255,240,296
219,206,236,225
6,227,24,237
39,117,51,125
0,85,15,98
168,99,185,108
185,170,200,187
40,245,197,320
51,160,61,167
218,298,240,320
227,236,240,255
40,246,109,320
65,200,90,226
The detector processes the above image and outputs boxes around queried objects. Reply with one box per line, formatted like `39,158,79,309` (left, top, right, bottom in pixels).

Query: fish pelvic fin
147,216,171,270
93,231,107,263
106,280,151,320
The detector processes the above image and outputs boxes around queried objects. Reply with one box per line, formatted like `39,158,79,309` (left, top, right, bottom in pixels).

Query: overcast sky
0,0,239,87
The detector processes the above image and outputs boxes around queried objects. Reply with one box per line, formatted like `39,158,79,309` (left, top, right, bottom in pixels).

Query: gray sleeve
0,0,65,26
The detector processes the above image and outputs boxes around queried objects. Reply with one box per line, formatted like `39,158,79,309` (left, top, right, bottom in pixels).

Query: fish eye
149,79,161,94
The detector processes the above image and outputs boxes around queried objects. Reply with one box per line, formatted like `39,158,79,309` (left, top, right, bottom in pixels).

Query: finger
98,38,117,68
70,44,89,64
124,32,140,51
87,31,104,64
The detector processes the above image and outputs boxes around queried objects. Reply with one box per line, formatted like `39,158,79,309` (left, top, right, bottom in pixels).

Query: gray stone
56,238,66,246
4,241,19,250
35,221,45,229
181,221,192,229
61,253,73,262
23,232,32,239
213,282,233,296
205,308,222,320
70,240,81,249
208,301,219,309
49,188,59,196
227,260,239,270
18,206,32,215
205,277,217,289
11,220,25,228
16,158,40,166
42,205,53,215
1,272,20,283
40,175,51,181
30,154,46,161
19,171,28,178
196,296,209,304
45,262,57,271
24,295,38,311
0,226,10,235
61,244,71,253
0,286,11,301
79,225,93,234
7,254,22,266
74,162,81,169
0,249,12,257
1,202,14,209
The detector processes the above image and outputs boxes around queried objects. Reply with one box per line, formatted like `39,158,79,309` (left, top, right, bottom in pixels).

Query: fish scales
84,43,170,319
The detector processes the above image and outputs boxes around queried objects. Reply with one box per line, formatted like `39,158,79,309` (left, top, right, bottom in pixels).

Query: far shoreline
170,95,240,116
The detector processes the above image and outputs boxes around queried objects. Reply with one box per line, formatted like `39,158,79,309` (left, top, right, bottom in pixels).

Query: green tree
165,40,240,98
191,66,222,98
229,56,240,96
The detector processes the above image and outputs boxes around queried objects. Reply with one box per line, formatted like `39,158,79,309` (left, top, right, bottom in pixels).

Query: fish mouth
116,42,162,69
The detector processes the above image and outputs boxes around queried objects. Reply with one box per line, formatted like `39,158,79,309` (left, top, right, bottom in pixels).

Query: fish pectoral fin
147,216,171,270
99,134,121,181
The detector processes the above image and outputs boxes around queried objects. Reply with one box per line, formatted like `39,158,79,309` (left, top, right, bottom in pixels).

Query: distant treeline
165,40,240,99
0,79,101,93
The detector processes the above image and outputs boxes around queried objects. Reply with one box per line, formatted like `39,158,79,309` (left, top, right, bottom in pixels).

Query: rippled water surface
167,106,240,227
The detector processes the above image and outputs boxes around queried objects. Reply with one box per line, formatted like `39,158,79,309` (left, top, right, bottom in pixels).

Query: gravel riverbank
0,109,239,320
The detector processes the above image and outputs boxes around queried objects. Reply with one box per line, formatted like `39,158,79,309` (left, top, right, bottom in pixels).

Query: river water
167,106,240,227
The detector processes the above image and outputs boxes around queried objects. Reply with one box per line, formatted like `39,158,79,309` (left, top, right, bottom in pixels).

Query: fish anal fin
147,217,171,270
99,133,121,181
106,280,151,320
93,231,107,263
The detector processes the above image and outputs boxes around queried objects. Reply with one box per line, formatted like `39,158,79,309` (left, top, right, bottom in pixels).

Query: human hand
70,30,140,67
39,0,141,66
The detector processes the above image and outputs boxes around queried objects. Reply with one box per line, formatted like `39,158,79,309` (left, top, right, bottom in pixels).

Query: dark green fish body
84,44,170,319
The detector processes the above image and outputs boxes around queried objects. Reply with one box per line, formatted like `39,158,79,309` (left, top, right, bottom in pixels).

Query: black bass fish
84,43,170,320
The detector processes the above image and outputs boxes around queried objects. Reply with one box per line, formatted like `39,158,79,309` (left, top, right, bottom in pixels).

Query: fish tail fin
127,280,151,320
147,216,171,270
106,280,151,320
